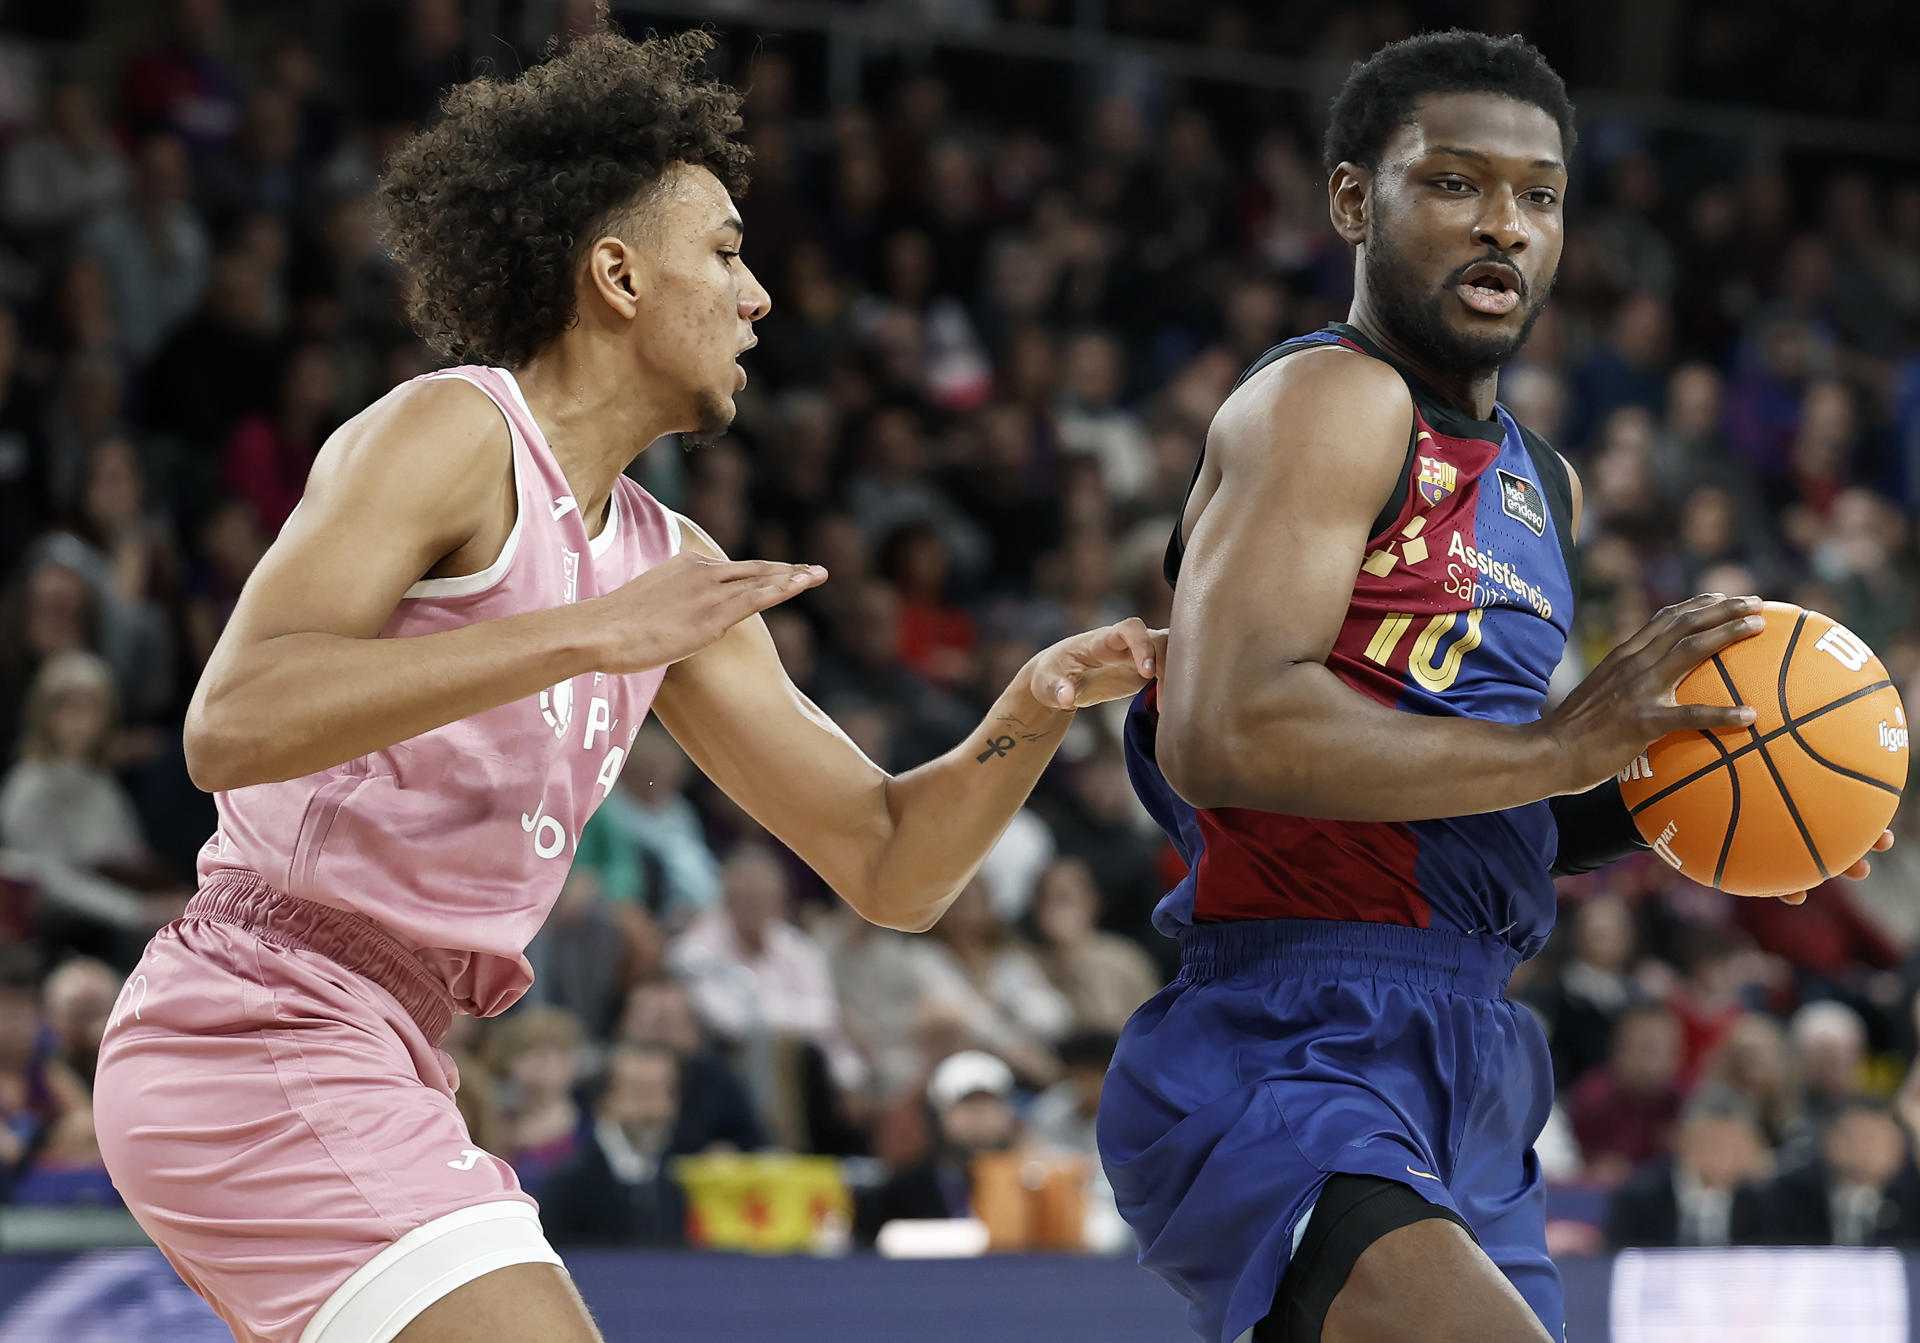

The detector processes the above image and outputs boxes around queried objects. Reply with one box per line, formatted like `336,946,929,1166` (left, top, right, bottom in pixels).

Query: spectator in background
81,132,208,362
879,521,975,687
1570,293,1671,449
4,78,126,243
35,956,119,1090
1028,856,1160,1035
575,723,721,927
37,437,180,723
7,961,114,1210
524,866,649,1040
1664,926,1761,1085
850,228,992,412
0,557,94,758
144,241,281,456
1028,1028,1133,1254
196,86,308,225
487,1005,586,1197
0,305,49,579
618,978,767,1157
0,652,184,964
1531,892,1639,1089
845,404,989,581
182,495,266,667
924,876,1071,1075
117,0,242,159
0,943,40,1201
1790,1001,1871,1135
1055,329,1151,502
1569,1002,1686,1185
855,1049,1025,1244
1733,869,1903,1020
669,844,868,1097
1773,377,1859,522
1701,1013,1805,1153
1605,1088,1770,1248
1035,738,1169,971
539,1042,688,1246
1029,1029,1113,1159
1747,1097,1920,1246
1650,363,1734,497
220,339,339,536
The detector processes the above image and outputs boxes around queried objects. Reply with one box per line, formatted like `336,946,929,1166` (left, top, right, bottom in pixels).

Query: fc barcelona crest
1417,455,1457,506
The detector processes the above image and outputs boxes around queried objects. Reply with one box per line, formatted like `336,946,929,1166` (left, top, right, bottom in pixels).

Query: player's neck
1343,310,1500,422
512,341,680,527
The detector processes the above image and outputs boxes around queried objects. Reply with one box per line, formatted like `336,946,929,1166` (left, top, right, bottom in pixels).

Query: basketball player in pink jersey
92,28,1163,1343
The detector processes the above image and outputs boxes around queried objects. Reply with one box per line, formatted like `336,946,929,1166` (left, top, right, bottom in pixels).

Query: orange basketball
1616,602,1908,896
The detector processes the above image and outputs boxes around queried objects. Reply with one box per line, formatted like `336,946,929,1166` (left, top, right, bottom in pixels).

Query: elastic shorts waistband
1177,919,1520,998
188,871,456,1044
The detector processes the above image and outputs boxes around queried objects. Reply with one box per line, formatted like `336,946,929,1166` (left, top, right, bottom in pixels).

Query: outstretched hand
1768,829,1894,905
1029,618,1168,710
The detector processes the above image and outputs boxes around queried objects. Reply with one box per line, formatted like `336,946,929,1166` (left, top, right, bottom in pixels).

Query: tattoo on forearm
975,713,1059,765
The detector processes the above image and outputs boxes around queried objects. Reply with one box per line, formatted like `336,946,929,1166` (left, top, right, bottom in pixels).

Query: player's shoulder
668,509,722,560
341,371,508,457
1210,340,1413,474
307,371,510,504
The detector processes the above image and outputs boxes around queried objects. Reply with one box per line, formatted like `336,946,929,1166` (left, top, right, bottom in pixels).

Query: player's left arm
1547,454,1892,894
651,517,1164,933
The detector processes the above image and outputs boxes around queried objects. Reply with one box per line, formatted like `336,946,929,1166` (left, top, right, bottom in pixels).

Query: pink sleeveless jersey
196,366,680,1017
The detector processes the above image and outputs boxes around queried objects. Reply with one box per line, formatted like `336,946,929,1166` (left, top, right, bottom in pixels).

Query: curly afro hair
1322,30,1576,176
377,28,750,368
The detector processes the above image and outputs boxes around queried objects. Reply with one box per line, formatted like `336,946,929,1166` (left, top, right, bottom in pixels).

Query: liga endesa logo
1496,468,1547,537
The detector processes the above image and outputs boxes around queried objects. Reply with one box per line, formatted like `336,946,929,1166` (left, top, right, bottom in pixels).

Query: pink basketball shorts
94,871,563,1343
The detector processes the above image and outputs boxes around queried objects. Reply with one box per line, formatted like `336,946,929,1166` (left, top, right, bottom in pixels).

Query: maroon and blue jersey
1125,324,1579,958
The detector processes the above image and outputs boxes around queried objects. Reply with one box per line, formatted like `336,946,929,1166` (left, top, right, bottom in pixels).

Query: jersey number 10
1362,607,1485,693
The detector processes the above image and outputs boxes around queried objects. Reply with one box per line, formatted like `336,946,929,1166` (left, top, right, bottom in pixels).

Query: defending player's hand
1541,593,1766,794
593,549,827,673
1029,617,1167,710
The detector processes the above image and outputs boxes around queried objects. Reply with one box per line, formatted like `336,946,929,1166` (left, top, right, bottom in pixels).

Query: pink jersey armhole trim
401,370,525,600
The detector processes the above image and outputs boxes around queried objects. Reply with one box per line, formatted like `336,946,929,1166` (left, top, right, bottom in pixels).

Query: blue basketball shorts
1096,919,1561,1343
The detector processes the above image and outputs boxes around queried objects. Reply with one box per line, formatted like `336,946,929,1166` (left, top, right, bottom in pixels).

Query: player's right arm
184,380,822,792
1154,347,1761,822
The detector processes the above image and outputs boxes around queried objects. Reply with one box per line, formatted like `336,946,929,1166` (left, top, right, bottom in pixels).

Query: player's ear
584,235,641,321
1328,162,1371,247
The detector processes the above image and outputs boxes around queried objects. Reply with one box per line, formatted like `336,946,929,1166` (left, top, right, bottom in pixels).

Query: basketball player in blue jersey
1100,30,1893,1343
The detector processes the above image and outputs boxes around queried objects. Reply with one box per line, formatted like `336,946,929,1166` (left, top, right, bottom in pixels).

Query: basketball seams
1622,603,1904,894
1777,610,1903,796
1702,657,1745,888
1624,677,1896,817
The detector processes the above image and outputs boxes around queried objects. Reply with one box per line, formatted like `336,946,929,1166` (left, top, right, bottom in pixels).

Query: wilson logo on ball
1815,625,1873,673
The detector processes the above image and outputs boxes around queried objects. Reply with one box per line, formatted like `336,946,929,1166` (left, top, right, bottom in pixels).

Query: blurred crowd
3,0,1920,1259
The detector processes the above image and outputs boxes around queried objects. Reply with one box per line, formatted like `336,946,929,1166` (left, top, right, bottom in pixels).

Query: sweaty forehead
1378,92,1565,173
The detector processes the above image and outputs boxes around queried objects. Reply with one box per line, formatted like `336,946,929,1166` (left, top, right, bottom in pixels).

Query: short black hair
1322,29,1577,176
378,27,750,368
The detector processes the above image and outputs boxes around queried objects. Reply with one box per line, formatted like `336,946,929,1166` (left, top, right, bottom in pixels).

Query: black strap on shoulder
1163,334,1417,586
